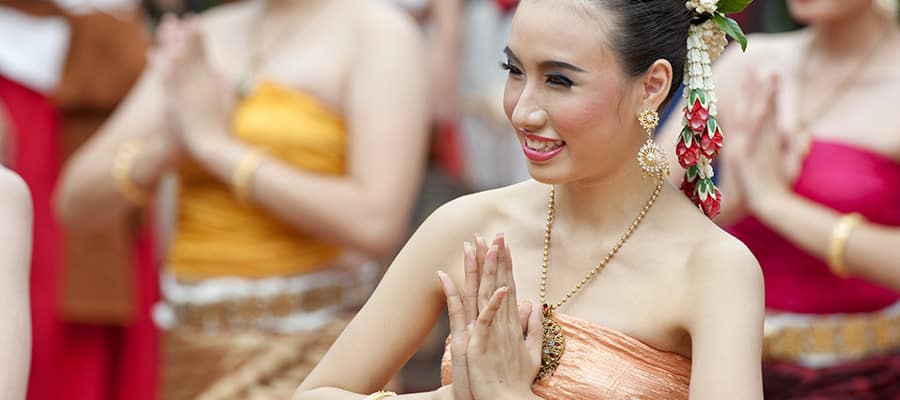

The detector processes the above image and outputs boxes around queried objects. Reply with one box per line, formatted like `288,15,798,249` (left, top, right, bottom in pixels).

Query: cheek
549,90,621,148
502,80,520,122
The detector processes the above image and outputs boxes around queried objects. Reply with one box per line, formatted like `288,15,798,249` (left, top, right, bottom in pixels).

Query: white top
0,7,69,93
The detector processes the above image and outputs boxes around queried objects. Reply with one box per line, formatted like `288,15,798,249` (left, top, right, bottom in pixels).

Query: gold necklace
537,178,664,380
794,29,888,155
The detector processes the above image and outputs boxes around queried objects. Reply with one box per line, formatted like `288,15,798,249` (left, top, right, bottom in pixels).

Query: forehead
507,0,617,68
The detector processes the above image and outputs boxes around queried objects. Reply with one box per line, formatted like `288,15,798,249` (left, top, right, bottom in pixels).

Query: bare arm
184,10,430,257
294,194,486,399
686,239,764,400
54,63,178,230
427,0,462,122
754,192,900,291
0,168,33,399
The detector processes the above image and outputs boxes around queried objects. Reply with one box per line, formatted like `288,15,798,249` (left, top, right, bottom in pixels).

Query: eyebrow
504,46,586,73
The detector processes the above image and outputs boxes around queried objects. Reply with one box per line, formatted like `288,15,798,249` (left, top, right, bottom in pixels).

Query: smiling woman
294,1,763,400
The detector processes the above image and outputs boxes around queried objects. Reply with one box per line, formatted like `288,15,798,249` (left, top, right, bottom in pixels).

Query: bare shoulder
349,0,423,48
0,167,31,213
683,222,764,317
198,1,254,31
418,180,538,242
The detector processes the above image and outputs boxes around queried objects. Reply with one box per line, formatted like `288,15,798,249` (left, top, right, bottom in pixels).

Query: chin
524,162,572,185
787,0,870,24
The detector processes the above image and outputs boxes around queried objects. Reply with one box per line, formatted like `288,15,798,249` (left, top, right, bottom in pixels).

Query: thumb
525,301,543,351
518,300,533,334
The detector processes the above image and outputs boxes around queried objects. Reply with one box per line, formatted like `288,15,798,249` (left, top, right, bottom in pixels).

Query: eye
500,61,523,76
546,73,574,88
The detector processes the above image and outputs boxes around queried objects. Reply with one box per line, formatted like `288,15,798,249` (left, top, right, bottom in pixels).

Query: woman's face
787,0,873,24
503,0,643,185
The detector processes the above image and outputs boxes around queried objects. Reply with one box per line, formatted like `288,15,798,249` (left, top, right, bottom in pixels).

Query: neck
811,8,893,56
553,166,661,237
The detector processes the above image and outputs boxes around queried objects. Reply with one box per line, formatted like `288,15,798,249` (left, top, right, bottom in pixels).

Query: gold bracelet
364,391,398,400
827,212,865,278
112,138,150,206
232,149,266,205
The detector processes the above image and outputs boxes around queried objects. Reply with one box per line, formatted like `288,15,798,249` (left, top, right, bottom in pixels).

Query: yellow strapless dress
441,312,692,399
168,81,347,281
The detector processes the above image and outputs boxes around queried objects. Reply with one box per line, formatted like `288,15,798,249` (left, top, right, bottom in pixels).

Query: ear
639,59,673,112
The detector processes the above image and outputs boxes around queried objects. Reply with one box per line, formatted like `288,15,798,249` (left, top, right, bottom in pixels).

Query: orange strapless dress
441,312,692,399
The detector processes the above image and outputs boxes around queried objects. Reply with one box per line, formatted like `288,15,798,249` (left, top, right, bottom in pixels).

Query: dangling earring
637,108,669,179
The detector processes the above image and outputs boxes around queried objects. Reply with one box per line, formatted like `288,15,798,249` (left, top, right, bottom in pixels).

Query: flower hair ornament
677,0,751,218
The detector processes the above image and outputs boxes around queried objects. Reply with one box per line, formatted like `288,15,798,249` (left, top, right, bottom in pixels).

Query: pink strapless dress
440,312,691,399
728,140,900,314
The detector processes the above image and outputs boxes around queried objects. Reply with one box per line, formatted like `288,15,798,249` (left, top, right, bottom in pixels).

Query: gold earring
637,108,669,179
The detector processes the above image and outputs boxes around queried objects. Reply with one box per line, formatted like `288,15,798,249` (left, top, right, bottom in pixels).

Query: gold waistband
160,264,378,332
763,308,900,364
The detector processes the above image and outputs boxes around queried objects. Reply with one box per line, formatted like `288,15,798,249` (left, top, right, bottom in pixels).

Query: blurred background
0,0,897,399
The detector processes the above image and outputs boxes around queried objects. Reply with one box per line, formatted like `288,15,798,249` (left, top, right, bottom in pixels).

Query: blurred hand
731,73,794,214
155,14,235,155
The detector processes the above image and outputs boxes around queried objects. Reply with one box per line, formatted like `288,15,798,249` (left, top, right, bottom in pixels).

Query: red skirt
764,354,900,400
0,74,158,400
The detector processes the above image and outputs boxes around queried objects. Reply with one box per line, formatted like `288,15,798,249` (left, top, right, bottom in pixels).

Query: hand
155,14,236,154
439,234,542,400
730,72,794,215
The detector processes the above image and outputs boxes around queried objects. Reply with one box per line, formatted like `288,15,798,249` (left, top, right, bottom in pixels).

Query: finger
475,287,508,332
501,236,520,322
518,301,533,334
525,300,544,357
437,271,467,340
477,244,499,312
438,270,473,400
474,232,487,271
495,234,510,324
746,73,779,154
463,242,479,323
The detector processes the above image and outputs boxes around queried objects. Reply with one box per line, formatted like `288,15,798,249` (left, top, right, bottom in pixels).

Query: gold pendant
537,304,565,381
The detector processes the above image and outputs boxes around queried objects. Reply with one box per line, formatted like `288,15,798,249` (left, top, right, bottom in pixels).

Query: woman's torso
435,180,726,397
444,181,737,360
725,30,900,314
165,1,365,281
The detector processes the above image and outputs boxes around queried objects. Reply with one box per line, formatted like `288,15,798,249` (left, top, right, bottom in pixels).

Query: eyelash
500,61,522,76
500,62,574,88
546,73,574,88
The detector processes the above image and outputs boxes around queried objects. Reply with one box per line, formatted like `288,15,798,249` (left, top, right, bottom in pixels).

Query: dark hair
594,0,693,109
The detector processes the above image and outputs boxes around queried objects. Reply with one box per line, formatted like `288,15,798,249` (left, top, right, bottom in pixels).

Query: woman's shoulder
0,167,32,237
678,215,763,302
198,1,255,30
422,180,540,232
348,0,423,44
0,167,30,208
413,180,541,244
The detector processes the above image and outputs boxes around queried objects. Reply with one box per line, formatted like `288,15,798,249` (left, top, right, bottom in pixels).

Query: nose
509,87,547,133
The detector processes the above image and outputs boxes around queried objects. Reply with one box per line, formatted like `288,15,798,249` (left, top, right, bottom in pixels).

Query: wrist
749,187,790,217
132,136,174,189
189,134,237,165
751,189,795,225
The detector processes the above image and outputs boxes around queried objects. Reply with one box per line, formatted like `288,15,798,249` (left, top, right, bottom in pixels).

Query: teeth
525,137,564,152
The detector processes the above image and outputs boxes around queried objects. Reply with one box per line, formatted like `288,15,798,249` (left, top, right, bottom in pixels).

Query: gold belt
172,280,366,331
763,310,900,363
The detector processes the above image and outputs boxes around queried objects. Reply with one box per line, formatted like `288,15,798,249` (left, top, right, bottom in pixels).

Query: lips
521,132,566,162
